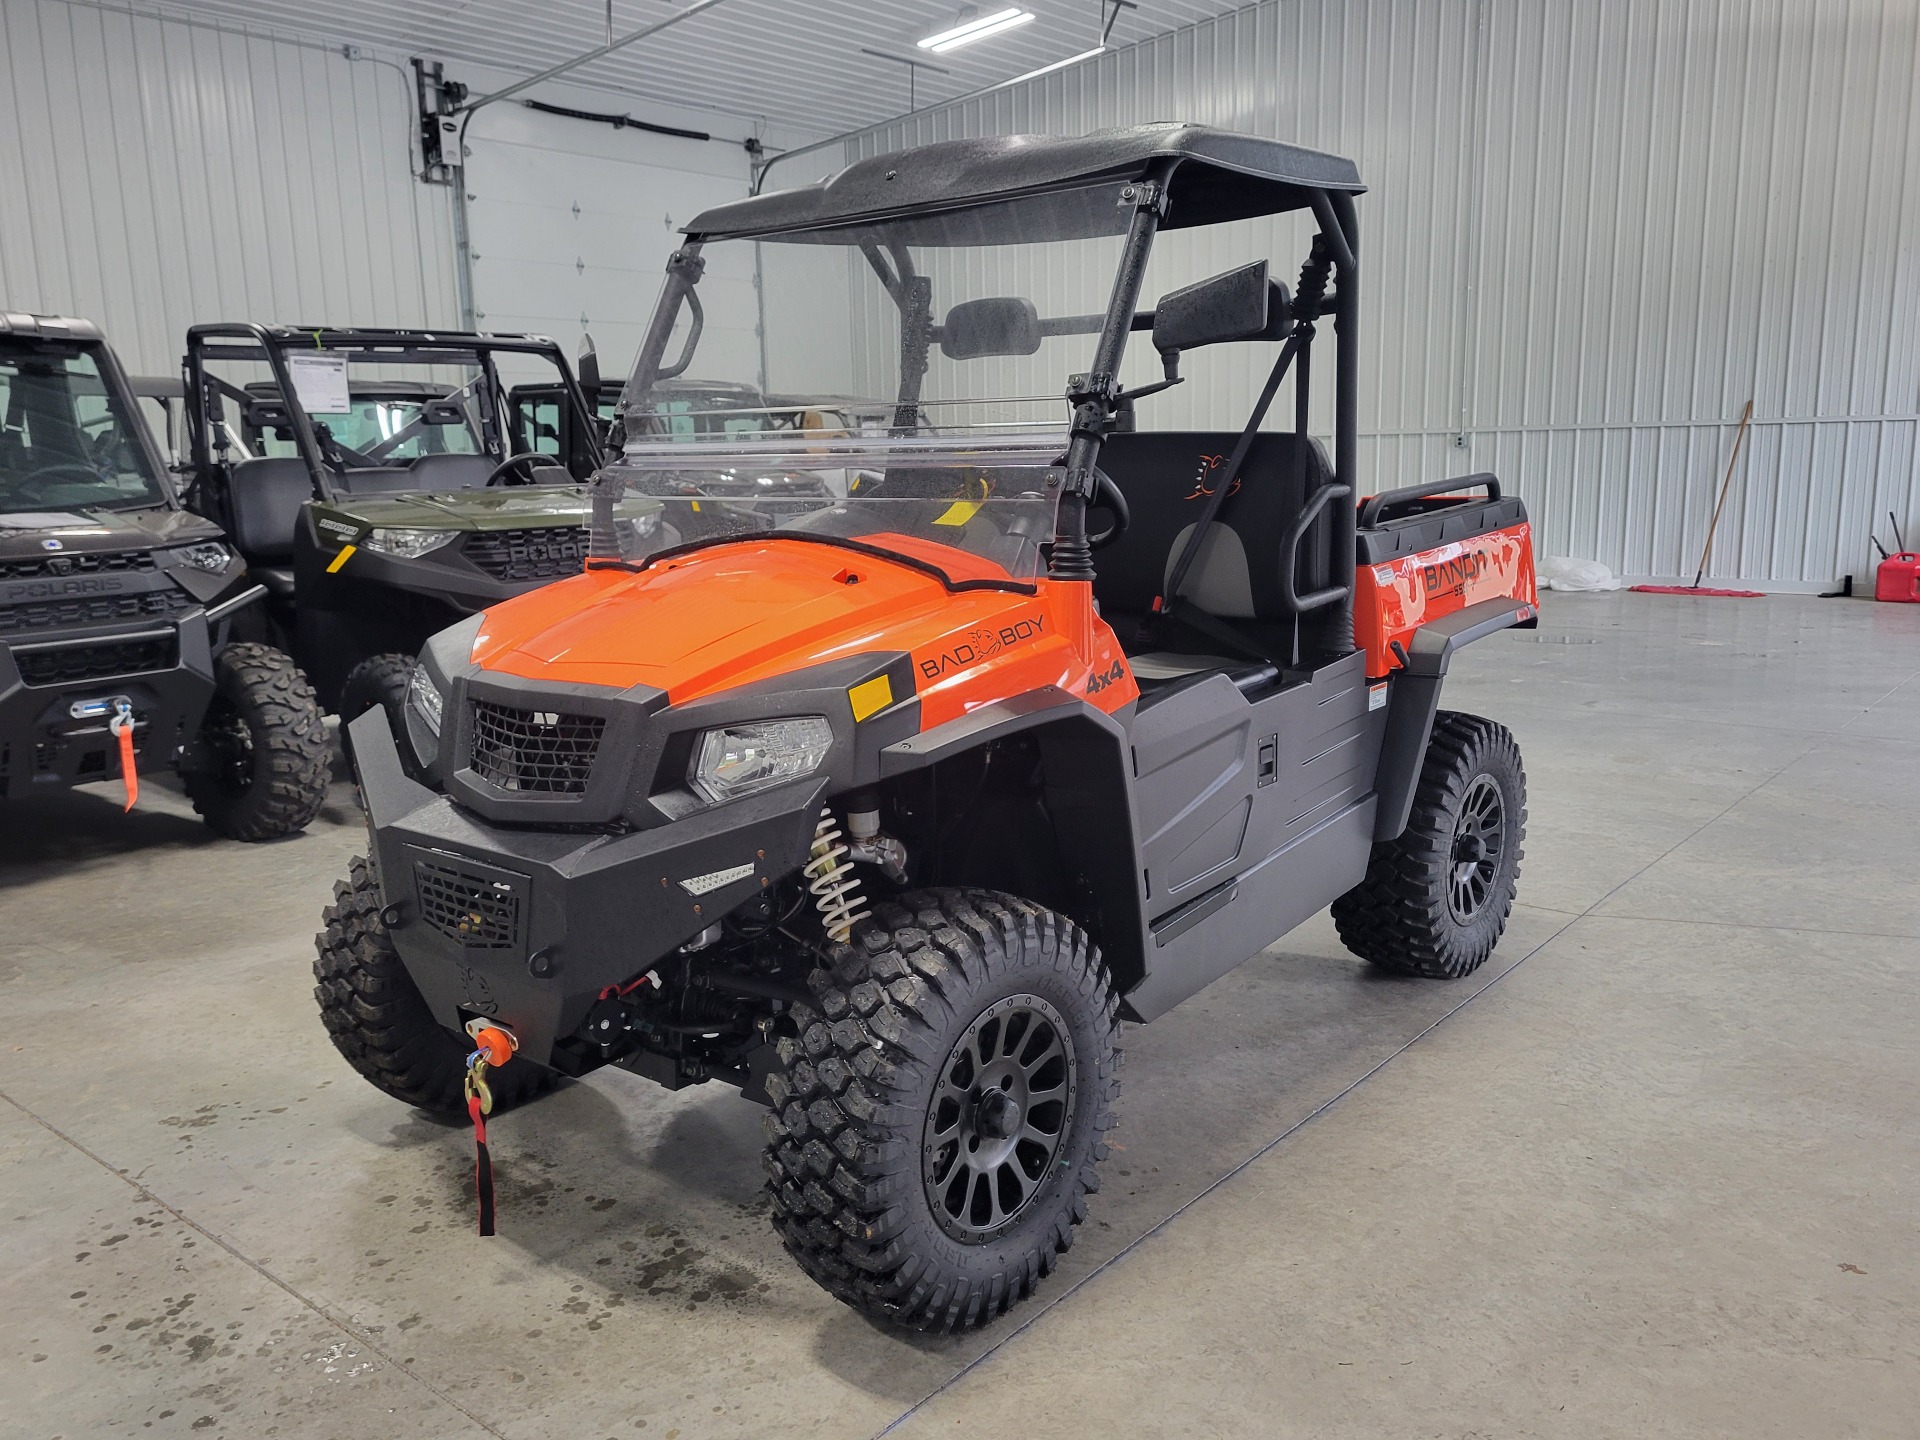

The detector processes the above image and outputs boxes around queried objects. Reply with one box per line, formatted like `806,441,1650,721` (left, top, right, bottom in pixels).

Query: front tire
184,643,330,841
1333,711,1526,978
763,889,1119,1332
338,653,421,780
313,855,550,1113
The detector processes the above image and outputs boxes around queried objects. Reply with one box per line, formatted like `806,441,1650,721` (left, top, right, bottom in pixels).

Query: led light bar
919,7,1036,54
1002,44,1106,85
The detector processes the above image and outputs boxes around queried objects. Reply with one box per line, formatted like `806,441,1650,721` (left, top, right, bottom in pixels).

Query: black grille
0,587,194,636
463,527,589,583
414,859,523,950
14,635,177,686
468,700,604,793
0,551,156,581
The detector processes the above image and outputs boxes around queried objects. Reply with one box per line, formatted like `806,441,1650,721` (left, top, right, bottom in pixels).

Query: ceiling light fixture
1001,44,1106,85
918,7,1036,54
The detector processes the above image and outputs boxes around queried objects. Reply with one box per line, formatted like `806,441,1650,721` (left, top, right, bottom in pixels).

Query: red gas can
1876,553,1920,602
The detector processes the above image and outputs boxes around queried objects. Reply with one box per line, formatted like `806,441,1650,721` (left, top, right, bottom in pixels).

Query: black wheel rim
199,698,257,795
923,993,1078,1243
1447,773,1506,923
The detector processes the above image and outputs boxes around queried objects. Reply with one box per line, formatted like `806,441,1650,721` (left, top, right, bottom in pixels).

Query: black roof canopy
689,123,1364,246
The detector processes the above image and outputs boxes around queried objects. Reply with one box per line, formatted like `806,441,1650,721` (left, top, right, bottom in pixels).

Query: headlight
404,664,445,771
173,541,232,573
406,665,444,736
689,717,833,804
361,528,458,558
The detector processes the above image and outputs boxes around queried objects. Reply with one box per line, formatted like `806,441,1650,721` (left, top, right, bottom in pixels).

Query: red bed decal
1355,522,1538,678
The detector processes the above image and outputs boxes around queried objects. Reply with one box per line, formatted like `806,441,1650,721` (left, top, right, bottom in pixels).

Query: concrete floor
3,591,1917,1440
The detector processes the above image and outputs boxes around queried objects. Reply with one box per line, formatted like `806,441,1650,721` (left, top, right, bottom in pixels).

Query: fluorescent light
1002,44,1106,85
919,7,1035,53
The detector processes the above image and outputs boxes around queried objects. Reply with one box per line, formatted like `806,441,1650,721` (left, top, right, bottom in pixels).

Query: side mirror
940,297,1042,360
1152,262,1292,360
576,332,601,396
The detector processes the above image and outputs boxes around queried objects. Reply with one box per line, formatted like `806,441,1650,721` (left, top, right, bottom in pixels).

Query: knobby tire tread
762,888,1119,1333
1331,710,1526,979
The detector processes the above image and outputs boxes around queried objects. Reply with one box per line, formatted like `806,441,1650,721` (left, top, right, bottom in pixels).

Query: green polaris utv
180,325,668,751
1,313,329,838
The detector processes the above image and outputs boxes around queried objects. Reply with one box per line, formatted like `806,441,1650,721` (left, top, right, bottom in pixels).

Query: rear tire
313,855,550,1114
339,653,421,779
185,643,330,841
763,889,1119,1332
1333,711,1526,979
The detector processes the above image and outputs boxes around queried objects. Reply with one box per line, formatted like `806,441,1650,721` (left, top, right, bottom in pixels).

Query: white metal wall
848,0,1920,586
0,0,459,376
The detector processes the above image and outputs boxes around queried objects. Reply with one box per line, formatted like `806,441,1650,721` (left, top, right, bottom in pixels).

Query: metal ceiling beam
456,0,737,114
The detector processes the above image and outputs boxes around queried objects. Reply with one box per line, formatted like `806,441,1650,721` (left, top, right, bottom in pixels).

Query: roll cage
599,121,1365,659
184,325,606,506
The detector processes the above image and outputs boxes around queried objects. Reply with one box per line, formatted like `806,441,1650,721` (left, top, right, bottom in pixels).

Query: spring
804,808,870,944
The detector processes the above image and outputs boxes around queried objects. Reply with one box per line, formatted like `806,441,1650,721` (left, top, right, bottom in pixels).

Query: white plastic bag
1538,556,1623,592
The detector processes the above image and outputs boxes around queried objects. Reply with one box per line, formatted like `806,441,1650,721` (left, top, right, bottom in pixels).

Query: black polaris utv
316,124,1541,1330
1,313,328,838
180,325,665,746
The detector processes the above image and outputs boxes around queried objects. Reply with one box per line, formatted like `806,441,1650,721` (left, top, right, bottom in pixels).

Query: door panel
1129,674,1253,910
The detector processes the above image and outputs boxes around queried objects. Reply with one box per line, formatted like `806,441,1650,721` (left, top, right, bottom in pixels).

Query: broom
1631,399,1763,597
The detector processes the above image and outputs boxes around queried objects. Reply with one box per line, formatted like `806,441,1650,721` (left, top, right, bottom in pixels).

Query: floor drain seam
0,1088,511,1440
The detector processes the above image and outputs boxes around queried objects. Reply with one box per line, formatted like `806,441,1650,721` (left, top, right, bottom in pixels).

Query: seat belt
1149,332,1300,632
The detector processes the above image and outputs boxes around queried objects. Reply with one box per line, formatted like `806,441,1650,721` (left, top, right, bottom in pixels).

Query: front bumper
0,620,215,798
350,710,824,1067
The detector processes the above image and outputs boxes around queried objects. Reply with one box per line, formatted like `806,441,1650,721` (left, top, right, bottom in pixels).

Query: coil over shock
805,807,870,943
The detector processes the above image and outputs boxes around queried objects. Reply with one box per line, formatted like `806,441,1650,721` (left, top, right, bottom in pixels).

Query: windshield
193,334,600,487
0,341,169,513
605,212,1142,578
250,391,484,462
621,212,1134,445
615,434,1063,586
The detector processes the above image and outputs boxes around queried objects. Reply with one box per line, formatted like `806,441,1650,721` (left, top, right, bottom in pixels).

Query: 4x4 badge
1086,660,1126,695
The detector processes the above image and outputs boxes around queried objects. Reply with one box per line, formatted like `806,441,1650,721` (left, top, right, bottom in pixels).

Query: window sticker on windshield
288,353,351,414
932,500,983,526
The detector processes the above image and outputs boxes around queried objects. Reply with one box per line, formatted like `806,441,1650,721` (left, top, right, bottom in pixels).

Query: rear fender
1372,597,1536,842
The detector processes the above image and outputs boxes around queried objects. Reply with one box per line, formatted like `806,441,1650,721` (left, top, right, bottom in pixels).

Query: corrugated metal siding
111,0,1256,135
0,0,458,375
853,0,1920,585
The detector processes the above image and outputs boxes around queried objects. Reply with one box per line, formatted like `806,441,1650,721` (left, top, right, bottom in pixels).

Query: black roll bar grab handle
1358,473,1501,529
1280,481,1353,614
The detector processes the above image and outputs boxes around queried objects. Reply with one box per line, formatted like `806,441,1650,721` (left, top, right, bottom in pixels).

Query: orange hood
468,536,1140,722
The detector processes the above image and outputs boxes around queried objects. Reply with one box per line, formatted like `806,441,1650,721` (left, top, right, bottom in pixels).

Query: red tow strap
110,703,138,811
467,1093,496,1237
462,1026,513,1237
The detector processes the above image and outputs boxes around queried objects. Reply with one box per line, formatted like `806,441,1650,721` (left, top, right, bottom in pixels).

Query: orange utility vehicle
317,124,1538,1331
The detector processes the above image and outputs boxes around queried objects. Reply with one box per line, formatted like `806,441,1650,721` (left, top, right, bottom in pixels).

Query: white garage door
462,103,758,388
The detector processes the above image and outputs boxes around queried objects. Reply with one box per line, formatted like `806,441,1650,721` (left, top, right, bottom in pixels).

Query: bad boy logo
459,965,497,1014
1183,453,1238,502
918,614,1047,680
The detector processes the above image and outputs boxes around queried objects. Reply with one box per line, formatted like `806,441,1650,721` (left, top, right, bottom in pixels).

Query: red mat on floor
1629,584,1766,597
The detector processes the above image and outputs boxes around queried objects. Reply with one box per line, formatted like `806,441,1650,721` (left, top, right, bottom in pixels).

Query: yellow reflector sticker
848,674,894,722
326,543,356,573
932,500,982,527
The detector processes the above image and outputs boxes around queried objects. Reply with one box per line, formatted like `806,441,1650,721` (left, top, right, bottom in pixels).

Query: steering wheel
1086,468,1131,549
482,451,548,487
